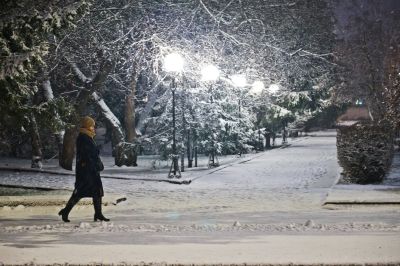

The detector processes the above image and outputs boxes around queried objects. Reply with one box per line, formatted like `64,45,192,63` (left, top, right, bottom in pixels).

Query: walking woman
58,116,109,222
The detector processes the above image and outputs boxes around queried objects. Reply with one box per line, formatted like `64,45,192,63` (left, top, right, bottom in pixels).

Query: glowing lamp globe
201,64,220,81
164,52,184,73
231,74,247,88
250,80,265,95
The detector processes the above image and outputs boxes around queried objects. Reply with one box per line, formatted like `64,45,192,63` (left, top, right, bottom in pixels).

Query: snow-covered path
187,131,339,211
0,132,338,213
1,131,398,224
103,131,340,215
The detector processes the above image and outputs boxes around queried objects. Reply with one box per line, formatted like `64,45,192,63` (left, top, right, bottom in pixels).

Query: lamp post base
168,156,181,179
208,152,220,168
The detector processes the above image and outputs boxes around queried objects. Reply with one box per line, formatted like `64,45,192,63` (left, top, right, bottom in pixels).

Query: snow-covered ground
0,147,272,192
1,130,400,265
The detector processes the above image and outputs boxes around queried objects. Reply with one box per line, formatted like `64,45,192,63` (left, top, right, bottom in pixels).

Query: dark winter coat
74,133,104,198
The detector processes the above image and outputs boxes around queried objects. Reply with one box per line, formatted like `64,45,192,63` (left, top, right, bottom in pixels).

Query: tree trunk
41,78,65,164
264,132,271,148
29,114,43,169
55,132,64,161
187,129,193,168
60,127,78,170
124,77,137,142
92,92,138,167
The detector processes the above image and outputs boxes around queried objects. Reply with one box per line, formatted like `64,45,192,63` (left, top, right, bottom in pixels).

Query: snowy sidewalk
2,234,400,265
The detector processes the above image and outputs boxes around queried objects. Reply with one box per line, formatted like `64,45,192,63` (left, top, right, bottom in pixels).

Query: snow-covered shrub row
337,122,394,184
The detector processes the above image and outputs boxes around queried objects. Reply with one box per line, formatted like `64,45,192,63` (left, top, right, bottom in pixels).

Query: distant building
336,105,372,127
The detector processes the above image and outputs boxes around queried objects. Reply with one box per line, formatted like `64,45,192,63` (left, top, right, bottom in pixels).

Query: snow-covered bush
337,122,394,184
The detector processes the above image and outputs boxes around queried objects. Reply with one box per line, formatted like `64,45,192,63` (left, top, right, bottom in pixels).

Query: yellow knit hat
80,116,95,129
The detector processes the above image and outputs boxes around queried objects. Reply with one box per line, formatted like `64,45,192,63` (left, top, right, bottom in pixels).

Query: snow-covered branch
91,92,124,141
69,61,92,83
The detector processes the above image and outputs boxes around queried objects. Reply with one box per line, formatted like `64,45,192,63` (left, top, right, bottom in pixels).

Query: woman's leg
59,193,81,222
93,196,110,221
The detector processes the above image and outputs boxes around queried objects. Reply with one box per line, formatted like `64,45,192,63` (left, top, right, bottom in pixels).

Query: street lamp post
164,52,184,179
201,64,220,168
251,80,265,152
231,74,247,153
267,83,280,146
171,79,179,177
238,99,241,119
232,74,247,118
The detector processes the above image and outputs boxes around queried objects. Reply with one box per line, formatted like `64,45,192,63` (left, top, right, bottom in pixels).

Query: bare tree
59,57,114,170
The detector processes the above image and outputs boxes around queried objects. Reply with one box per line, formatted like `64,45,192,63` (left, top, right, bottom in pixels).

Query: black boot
58,208,70,222
93,196,110,222
58,195,80,222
